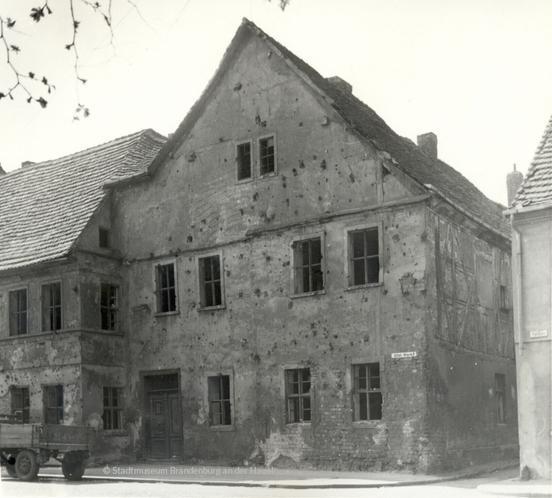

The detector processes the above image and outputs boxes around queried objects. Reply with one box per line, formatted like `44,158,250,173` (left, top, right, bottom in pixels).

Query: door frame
140,368,182,460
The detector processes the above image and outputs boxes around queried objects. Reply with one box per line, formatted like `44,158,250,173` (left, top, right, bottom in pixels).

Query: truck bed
0,423,90,452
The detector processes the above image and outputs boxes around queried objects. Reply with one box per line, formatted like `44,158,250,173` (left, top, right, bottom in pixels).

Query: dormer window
99,227,110,249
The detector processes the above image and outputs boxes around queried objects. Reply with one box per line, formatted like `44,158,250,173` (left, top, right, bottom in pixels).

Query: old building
506,115,552,480
1,19,517,472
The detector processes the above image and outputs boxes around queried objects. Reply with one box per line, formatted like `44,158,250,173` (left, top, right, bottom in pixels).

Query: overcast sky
1,0,551,205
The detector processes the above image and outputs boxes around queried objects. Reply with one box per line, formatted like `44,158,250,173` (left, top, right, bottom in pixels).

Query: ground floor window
43,384,63,424
495,373,506,423
103,387,123,430
208,374,232,426
352,363,382,421
11,386,30,422
285,368,311,423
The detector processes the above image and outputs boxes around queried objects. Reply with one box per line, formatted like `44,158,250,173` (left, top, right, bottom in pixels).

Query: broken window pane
237,142,252,180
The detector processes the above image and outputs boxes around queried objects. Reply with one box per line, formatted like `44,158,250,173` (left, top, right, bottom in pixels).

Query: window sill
285,421,311,426
103,430,128,437
352,420,383,428
236,177,253,184
198,305,226,312
290,290,326,299
258,171,277,180
345,282,383,292
209,424,235,432
154,311,180,318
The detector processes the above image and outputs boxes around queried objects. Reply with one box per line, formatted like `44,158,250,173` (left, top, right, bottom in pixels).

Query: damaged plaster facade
0,19,517,472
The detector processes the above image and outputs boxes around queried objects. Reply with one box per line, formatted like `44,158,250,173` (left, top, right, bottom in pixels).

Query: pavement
477,478,552,497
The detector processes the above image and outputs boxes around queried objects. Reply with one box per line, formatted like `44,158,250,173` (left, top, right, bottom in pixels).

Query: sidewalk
33,459,518,489
478,478,552,497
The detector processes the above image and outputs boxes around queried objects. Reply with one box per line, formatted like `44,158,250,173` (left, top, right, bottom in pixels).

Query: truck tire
15,450,39,481
62,455,86,481
6,462,17,477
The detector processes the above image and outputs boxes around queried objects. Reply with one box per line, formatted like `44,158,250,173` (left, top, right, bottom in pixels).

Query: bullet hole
286,198,290,207
298,122,303,127
313,154,317,160
282,261,290,267
239,208,244,216
201,219,206,224
253,192,259,202
252,353,260,363
239,254,244,259
420,231,428,242
299,160,305,169
320,159,327,170
226,270,231,277
291,168,298,177
254,288,261,297
312,329,317,337
168,236,172,241
218,137,224,142
329,342,334,351
187,151,197,162
187,235,193,243
294,210,298,215
233,82,242,91
392,234,400,242
238,291,243,298
349,172,356,183
224,158,227,162
318,196,322,201
265,255,271,262
282,182,287,189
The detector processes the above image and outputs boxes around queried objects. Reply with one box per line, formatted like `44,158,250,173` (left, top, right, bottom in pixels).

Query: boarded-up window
352,363,382,421
349,228,380,286
237,142,252,180
495,373,506,424
293,238,324,294
42,282,62,331
208,374,232,426
285,368,311,423
9,288,28,336
11,386,30,423
199,255,223,307
103,387,123,430
43,385,63,424
155,263,177,313
259,136,275,175
100,284,119,330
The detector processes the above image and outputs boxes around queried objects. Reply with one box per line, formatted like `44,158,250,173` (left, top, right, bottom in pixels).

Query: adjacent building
0,19,518,472
506,115,552,480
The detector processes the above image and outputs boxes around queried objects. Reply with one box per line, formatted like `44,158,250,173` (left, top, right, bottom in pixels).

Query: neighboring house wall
511,208,552,479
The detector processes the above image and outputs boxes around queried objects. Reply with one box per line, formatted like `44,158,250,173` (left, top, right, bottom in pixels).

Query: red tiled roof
514,114,552,208
0,129,166,271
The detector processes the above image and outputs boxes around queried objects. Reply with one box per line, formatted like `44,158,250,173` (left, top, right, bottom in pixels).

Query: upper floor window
352,363,382,421
208,374,232,426
103,387,123,430
9,288,28,336
259,136,275,175
236,142,252,181
100,284,119,331
43,384,63,424
99,227,110,249
348,227,380,286
495,373,506,424
42,282,62,332
155,263,177,313
293,237,324,294
11,386,30,423
285,368,311,423
199,255,223,308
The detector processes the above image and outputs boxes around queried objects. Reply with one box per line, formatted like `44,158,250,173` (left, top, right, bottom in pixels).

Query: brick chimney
417,132,438,159
507,164,524,206
325,76,352,94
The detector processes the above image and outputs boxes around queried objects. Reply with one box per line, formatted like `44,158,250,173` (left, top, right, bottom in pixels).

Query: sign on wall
391,351,417,359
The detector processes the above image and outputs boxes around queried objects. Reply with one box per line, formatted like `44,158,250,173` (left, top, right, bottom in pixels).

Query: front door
144,373,182,459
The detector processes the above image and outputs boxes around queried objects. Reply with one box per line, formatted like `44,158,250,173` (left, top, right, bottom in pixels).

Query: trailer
0,419,90,481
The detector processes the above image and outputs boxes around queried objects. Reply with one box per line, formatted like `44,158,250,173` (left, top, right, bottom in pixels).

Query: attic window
259,136,275,175
99,227,110,249
237,141,252,181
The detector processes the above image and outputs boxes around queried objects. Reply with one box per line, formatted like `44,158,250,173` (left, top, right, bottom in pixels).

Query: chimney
507,164,524,206
325,76,352,94
21,161,35,168
0,163,5,175
417,132,438,159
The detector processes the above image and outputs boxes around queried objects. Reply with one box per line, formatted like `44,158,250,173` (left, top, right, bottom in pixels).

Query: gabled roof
513,114,552,208
135,18,508,239
0,129,166,272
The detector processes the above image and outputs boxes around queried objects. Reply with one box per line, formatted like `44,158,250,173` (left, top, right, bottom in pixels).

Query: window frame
43,384,64,425
100,283,119,331
236,139,253,182
41,281,63,332
351,362,383,423
8,287,28,336
344,222,384,290
283,366,312,424
197,251,225,310
98,226,111,249
290,232,326,298
205,370,234,431
258,134,277,177
102,386,124,432
494,373,506,424
10,386,30,423
153,260,178,316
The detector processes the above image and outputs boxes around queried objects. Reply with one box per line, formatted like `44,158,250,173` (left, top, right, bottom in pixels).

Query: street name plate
529,329,548,339
391,351,417,359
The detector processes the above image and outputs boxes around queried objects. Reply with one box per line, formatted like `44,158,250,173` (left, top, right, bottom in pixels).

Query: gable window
100,284,119,331
293,237,324,294
9,288,28,336
208,374,232,426
43,385,63,424
237,142,252,181
99,227,110,249
11,386,30,423
348,228,380,286
259,136,275,175
285,368,311,423
199,255,223,308
155,263,177,313
42,282,62,331
495,373,506,423
352,363,382,421
103,387,123,430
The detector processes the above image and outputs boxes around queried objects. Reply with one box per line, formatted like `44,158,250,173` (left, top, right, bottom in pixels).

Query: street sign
391,351,417,359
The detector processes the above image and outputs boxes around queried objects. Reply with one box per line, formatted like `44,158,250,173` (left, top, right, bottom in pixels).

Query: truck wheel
15,450,39,481
6,462,17,477
62,457,85,481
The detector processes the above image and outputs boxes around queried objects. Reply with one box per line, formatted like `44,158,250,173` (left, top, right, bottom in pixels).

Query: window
293,237,324,294
43,385,63,424
103,387,123,430
99,227,110,249
207,375,232,426
348,228,380,286
9,288,27,336
499,285,509,310
237,142,252,180
495,373,506,423
42,282,62,331
100,284,119,331
199,255,223,307
155,263,177,313
285,368,311,423
11,386,30,423
352,363,382,421
259,136,275,175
